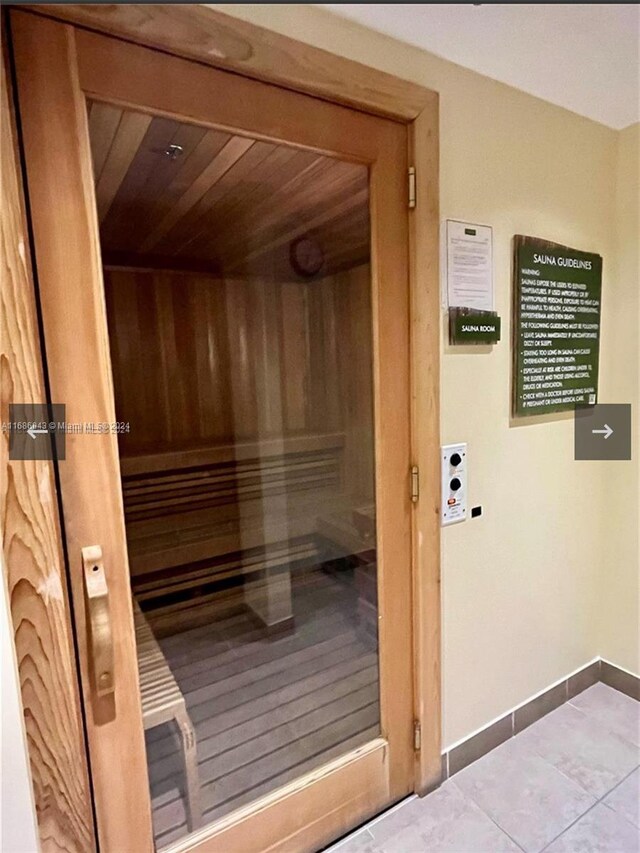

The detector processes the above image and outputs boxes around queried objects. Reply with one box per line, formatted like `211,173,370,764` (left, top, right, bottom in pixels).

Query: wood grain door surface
11,10,414,852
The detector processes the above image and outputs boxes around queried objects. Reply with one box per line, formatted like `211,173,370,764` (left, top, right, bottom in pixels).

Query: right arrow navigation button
591,424,613,439
575,405,631,460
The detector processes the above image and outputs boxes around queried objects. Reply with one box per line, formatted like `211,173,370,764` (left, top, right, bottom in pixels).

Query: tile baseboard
513,680,567,735
600,659,640,701
440,658,639,781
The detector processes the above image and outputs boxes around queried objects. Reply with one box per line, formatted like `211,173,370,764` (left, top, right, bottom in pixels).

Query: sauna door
13,11,414,853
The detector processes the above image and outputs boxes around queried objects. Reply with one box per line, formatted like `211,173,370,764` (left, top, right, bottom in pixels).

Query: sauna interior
88,101,380,847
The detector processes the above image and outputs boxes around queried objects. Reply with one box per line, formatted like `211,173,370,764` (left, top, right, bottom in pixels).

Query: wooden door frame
6,1,441,844
1,34,96,853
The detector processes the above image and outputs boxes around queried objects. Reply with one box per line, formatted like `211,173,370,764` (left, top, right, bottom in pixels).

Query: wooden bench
133,601,202,832
121,433,346,633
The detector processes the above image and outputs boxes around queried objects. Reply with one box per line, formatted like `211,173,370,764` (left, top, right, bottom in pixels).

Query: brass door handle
82,545,115,698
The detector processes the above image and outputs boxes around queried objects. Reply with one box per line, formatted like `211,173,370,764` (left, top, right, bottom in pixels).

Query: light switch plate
441,443,467,526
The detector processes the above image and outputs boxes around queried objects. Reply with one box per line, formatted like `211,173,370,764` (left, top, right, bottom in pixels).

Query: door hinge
408,166,416,209
413,719,422,751
410,465,419,503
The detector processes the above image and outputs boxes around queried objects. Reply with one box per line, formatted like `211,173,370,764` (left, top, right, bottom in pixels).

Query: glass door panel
89,102,379,848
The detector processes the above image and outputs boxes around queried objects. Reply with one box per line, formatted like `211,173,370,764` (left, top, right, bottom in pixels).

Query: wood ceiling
88,101,370,279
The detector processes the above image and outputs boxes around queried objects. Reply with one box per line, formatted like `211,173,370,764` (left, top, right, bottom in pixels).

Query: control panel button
441,443,467,526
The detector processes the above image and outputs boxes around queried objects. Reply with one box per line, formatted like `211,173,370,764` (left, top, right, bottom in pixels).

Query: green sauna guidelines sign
513,236,602,416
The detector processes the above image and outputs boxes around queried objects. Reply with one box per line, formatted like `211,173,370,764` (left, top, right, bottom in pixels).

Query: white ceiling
321,4,640,129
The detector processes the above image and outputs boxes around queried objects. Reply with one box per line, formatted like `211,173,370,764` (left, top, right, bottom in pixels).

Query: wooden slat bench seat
124,490,343,577
121,434,345,574
121,433,346,632
134,540,319,605
133,601,202,832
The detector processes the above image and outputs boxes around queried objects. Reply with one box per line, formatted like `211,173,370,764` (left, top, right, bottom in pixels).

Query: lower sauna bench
133,600,203,833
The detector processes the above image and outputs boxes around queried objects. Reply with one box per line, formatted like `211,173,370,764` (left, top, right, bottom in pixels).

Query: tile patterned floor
325,683,640,853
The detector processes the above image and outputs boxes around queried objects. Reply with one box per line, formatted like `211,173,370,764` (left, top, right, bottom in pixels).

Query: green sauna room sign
513,235,602,416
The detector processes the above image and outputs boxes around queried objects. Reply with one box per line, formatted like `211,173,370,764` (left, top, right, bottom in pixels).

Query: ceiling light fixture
165,144,184,160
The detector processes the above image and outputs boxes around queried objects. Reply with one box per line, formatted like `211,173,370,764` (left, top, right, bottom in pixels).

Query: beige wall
599,123,640,675
213,5,638,746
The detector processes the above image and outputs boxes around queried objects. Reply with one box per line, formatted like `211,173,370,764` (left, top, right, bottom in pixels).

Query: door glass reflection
88,101,379,848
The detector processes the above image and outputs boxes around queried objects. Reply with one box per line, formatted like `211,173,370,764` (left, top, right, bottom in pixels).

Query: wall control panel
441,443,467,526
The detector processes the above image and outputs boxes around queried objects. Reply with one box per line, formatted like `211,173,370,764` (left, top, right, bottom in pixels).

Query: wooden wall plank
140,135,256,252
280,282,309,432
100,114,182,247
119,125,232,253
182,145,299,261
336,265,375,502
84,97,370,279
95,110,151,221
168,140,275,260
0,44,95,853
102,268,362,458
87,101,122,182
